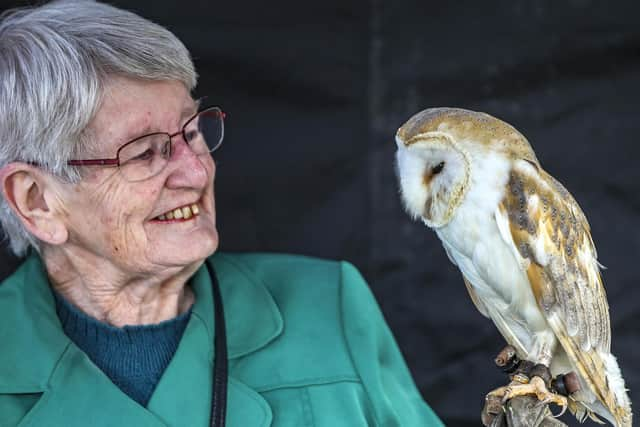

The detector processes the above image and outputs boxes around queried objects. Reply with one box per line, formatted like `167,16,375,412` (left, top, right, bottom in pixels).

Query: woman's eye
432,161,445,175
184,129,200,142
132,149,154,161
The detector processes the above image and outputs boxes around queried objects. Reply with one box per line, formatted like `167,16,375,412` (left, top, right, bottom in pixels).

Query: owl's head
395,107,537,228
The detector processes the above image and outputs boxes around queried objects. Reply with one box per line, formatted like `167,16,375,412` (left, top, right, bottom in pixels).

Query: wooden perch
483,395,567,427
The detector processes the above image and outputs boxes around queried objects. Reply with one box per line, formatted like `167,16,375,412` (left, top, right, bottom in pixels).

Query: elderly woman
0,1,442,426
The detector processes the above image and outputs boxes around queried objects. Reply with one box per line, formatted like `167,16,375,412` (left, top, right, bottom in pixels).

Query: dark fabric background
1,1,638,426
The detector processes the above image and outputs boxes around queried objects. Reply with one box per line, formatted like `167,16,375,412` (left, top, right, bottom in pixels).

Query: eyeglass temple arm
68,159,119,166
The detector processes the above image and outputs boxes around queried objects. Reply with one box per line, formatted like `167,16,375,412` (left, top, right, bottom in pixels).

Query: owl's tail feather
600,352,632,427
586,411,607,425
548,318,631,427
569,400,605,425
567,353,632,427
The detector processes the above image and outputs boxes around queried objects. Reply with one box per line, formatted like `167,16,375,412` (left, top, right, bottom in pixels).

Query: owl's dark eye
432,161,445,175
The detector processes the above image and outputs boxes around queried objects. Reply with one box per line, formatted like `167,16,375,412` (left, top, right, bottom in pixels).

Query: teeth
156,203,200,221
182,206,192,219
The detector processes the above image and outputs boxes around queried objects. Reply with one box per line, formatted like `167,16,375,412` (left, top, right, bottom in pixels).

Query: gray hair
0,0,197,256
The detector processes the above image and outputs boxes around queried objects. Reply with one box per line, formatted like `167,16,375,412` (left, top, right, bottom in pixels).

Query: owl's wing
445,242,490,318
494,160,620,417
462,274,531,357
462,275,489,317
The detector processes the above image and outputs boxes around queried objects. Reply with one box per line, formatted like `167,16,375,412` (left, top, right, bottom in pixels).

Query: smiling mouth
154,203,200,221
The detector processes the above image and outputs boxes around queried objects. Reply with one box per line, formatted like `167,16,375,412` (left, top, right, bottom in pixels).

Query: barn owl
394,108,632,426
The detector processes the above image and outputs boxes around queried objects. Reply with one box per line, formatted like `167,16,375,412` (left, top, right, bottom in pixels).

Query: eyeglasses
68,106,225,182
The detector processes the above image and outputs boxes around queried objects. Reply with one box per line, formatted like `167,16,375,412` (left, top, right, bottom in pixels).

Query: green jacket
0,252,443,426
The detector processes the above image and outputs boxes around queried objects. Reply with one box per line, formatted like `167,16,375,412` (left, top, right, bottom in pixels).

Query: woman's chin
150,227,219,268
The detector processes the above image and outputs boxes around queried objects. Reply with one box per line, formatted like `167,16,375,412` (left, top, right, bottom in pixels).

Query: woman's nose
164,137,211,188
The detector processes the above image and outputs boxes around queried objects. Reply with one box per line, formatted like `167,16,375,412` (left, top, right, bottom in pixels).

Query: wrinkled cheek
101,223,124,255
101,215,138,258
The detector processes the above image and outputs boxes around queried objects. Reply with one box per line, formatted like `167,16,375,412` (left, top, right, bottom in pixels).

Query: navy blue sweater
54,292,191,407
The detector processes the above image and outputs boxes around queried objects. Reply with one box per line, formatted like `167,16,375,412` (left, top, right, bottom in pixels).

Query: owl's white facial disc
395,133,470,228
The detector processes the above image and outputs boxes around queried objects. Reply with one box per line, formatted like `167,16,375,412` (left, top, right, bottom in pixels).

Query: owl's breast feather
435,161,550,343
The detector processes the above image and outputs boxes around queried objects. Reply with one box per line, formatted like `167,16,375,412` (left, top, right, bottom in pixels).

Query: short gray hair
0,0,197,256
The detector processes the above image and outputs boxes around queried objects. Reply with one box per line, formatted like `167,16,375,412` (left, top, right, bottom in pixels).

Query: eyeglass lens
118,107,224,182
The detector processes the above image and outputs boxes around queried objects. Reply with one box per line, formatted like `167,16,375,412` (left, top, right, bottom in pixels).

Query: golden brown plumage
396,107,539,164
395,107,632,426
498,162,629,425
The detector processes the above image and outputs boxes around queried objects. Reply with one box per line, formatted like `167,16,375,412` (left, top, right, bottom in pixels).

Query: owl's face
395,132,471,228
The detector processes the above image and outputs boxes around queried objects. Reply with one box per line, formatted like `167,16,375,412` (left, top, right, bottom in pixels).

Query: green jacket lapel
0,253,282,427
147,255,278,426
23,345,166,427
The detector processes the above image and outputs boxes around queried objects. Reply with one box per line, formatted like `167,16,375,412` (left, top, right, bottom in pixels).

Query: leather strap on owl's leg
490,353,568,416
493,345,536,379
492,345,581,396
495,345,520,374
482,346,572,426
530,364,552,388
551,372,581,396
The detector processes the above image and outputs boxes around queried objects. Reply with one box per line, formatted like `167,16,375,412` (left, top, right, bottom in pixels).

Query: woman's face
56,78,219,276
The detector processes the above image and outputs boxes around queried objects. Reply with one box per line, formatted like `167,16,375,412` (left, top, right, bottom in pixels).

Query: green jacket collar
0,252,283,398
210,253,283,359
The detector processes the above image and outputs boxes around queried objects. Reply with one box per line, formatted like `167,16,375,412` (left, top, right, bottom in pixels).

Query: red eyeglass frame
66,107,226,168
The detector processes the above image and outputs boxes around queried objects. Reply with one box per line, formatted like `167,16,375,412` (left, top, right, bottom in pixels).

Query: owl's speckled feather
395,107,632,427
498,163,629,424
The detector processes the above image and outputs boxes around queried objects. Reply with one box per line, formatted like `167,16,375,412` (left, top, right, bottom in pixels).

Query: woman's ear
0,163,69,245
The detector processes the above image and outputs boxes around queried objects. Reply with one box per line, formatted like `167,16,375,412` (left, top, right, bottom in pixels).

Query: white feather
602,352,632,410
435,152,553,361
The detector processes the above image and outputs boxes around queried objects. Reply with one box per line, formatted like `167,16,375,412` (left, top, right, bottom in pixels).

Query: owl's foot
483,347,578,425
487,376,569,417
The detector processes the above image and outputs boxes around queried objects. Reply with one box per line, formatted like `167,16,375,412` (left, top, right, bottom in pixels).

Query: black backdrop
0,1,638,426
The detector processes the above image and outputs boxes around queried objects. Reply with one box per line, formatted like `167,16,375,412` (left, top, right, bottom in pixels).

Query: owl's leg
487,336,568,416
529,330,556,367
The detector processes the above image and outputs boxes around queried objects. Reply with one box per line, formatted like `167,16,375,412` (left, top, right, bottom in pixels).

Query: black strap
206,260,227,427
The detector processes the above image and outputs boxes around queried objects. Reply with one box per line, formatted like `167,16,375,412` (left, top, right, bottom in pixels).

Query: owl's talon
551,401,568,418
488,376,568,413
541,393,568,414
